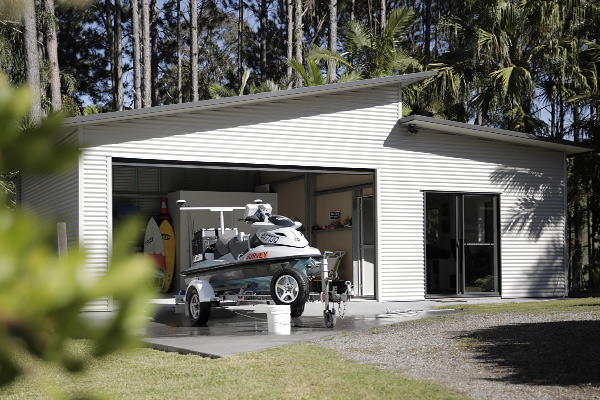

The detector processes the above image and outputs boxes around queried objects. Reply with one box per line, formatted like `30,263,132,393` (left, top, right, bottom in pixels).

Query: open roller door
111,159,377,297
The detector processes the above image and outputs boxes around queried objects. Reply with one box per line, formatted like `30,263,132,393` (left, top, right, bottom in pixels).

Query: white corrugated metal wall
20,130,80,248
78,84,567,303
79,153,113,310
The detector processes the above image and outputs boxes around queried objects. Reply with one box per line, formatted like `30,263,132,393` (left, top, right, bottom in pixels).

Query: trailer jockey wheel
270,268,310,311
187,287,211,326
324,309,336,328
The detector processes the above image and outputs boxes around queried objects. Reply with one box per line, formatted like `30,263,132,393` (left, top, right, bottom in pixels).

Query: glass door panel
462,195,498,293
425,193,458,295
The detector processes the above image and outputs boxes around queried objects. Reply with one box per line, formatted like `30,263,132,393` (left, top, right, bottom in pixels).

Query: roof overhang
65,71,438,126
398,115,595,155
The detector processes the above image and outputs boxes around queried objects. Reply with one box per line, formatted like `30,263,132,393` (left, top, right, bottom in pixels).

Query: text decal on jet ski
246,251,268,260
260,232,280,244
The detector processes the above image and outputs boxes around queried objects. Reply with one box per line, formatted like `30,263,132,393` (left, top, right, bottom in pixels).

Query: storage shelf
311,227,353,233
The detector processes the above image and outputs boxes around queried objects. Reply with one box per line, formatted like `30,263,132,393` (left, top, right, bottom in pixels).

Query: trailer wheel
187,287,211,326
291,302,305,318
270,268,309,309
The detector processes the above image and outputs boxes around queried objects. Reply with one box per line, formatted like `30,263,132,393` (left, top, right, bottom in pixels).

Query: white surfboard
144,218,166,290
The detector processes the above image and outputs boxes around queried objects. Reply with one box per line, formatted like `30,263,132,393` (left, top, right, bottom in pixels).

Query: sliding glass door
426,192,500,296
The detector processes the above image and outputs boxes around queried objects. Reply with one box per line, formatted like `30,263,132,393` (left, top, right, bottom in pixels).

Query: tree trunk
150,0,159,106
286,0,293,86
105,0,115,110
114,0,124,111
23,0,42,123
177,0,182,103
350,0,355,22
237,0,243,86
190,0,199,101
294,0,302,87
260,0,267,81
380,0,386,31
131,0,142,108
44,0,61,112
328,0,337,84
142,0,152,107
424,0,431,63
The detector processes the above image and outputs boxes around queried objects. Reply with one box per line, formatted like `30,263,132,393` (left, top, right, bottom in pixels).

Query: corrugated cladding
20,130,80,248
80,153,112,310
79,85,567,302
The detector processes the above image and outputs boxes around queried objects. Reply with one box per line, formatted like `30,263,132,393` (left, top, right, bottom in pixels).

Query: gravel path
314,311,600,400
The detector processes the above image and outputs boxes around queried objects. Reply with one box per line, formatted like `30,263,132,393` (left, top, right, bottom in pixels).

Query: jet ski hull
181,253,320,293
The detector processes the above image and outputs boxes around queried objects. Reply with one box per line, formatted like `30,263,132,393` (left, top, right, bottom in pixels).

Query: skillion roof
64,71,437,126
64,71,593,155
398,115,593,155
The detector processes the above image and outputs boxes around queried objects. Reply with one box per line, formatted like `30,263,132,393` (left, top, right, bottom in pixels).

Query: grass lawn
435,297,600,315
3,341,469,400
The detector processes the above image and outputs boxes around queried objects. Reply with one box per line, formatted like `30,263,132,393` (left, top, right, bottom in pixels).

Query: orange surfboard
159,219,175,292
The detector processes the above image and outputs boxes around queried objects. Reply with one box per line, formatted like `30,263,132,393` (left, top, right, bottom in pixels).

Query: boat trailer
175,251,353,329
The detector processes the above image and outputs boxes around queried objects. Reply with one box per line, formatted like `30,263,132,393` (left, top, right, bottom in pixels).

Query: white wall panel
78,85,567,302
80,152,112,310
20,131,79,248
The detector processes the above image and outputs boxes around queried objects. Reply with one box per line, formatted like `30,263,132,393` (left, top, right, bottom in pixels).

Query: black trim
112,157,373,175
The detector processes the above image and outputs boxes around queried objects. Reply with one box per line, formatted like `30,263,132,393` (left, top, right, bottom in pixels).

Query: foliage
344,7,422,79
287,45,360,87
209,68,251,98
0,76,155,389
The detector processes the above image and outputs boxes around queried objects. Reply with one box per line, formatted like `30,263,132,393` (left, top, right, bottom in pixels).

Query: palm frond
287,58,314,87
385,7,415,40
209,83,234,99
306,59,325,86
337,70,362,83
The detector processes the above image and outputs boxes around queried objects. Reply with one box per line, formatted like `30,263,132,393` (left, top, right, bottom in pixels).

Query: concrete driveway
144,298,474,358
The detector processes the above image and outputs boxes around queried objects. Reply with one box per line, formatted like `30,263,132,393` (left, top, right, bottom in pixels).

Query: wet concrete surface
144,299,463,358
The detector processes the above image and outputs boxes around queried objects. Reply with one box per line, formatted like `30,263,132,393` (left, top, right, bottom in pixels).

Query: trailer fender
185,280,218,311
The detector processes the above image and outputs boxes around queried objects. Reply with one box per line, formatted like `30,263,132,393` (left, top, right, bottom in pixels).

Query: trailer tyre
291,303,305,318
187,287,211,326
270,268,309,309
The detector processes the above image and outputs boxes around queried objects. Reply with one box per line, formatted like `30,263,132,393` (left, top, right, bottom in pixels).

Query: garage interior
112,160,376,298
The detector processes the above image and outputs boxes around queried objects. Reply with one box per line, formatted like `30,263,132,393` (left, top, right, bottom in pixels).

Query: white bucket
266,305,291,334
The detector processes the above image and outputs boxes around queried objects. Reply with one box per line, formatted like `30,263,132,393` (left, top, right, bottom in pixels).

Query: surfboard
159,219,175,292
144,217,166,290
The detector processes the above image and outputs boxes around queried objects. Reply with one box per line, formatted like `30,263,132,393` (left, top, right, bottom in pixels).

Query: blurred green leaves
0,75,154,391
0,75,79,174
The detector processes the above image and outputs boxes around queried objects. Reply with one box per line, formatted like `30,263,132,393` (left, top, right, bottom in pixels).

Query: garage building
20,71,589,310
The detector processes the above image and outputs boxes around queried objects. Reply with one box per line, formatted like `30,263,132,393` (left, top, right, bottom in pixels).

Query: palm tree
344,7,421,79
287,46,360,87
209,69,280,98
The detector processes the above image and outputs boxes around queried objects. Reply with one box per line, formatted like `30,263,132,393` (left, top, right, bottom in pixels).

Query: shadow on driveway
455,320,600,386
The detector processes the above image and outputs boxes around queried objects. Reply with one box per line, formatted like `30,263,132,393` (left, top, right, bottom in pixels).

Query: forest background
2,0,600,292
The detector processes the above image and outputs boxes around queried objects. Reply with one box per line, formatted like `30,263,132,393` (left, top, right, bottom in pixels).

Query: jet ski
179,200,321,318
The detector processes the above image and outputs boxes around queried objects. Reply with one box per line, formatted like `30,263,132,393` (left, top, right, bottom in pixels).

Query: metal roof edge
398,115,594,155
65,71,438,126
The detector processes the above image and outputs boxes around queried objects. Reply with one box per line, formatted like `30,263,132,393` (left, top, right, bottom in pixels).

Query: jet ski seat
228,237,249,259
214,231,236,259
214,231,249,259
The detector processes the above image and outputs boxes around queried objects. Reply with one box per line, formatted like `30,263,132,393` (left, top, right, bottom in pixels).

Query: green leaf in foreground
0,74,156,389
